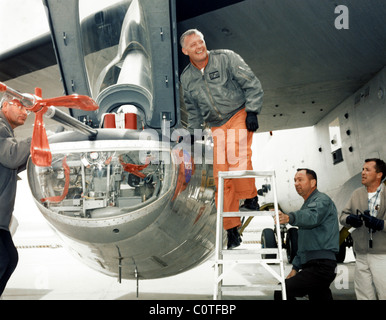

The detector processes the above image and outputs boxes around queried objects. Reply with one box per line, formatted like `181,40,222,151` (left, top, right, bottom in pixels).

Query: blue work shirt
288,189,339,271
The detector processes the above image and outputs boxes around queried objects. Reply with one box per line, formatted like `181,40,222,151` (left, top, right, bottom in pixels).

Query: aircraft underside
27,129,219,279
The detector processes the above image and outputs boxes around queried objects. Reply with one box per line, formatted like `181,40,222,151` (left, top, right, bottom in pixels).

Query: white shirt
368,185,382,217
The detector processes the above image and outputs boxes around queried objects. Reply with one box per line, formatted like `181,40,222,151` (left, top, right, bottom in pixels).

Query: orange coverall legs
212,108,257,230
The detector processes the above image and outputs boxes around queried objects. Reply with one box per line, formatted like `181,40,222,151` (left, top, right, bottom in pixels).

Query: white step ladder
213,170,287,300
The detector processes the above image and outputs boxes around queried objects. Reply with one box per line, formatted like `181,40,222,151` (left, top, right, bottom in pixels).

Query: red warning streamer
0,83,98,167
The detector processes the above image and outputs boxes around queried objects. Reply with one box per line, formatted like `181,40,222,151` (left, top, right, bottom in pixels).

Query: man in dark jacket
180,29,264,249
0,94,31,297
276,168,339,300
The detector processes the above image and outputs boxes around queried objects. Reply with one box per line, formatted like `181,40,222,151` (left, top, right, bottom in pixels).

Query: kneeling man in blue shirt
275,168,339,300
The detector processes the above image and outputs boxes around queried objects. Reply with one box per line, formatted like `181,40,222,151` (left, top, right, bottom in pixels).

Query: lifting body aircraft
0,0,385,281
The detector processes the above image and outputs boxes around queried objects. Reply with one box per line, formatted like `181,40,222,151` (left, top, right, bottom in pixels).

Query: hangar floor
3,206,356,300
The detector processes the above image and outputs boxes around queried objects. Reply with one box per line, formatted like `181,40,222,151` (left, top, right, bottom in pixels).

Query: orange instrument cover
40,157,70,203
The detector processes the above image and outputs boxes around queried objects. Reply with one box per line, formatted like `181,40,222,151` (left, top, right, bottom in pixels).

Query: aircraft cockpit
27,135,176,219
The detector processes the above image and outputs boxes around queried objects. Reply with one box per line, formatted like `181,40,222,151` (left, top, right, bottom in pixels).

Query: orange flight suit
212,108,257,230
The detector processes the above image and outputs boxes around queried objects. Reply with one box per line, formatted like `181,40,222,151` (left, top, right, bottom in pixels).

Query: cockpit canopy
28,137,176,219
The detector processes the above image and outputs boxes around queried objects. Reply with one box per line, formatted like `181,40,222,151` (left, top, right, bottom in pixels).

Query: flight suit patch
209,71,220,80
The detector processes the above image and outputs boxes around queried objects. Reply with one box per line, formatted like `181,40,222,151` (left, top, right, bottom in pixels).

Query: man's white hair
0,93,13,109
179,29,204,48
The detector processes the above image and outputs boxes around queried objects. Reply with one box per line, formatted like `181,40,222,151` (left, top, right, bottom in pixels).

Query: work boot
241,196,260,211
227,227,241,249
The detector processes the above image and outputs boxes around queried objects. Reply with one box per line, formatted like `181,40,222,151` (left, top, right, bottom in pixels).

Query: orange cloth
212,108,257,230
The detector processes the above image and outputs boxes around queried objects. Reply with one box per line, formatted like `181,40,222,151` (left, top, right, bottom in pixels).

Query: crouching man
275,168,339,300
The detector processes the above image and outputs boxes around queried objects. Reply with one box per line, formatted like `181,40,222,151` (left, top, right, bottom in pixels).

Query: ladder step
221,211,275,217
218,170,275,178
221,248,279,255
216,259,282,265
220,284,282,292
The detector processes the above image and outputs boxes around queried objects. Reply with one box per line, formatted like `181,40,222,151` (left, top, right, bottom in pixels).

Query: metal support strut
213,170,287,300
